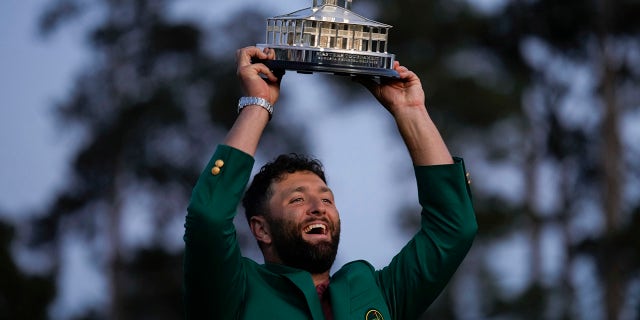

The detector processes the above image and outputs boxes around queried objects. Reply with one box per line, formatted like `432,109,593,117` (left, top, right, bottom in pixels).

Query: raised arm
358,62,452,166
360,62,477,318
224,46,284,155
183,47,284,319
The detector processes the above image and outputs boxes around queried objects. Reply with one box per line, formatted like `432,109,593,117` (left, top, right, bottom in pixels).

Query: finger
393,63,413,81
262,48,276,60
401,68,420,83
236,46,268,67
252,63,281,83
398,67,411,79
238,62,266,79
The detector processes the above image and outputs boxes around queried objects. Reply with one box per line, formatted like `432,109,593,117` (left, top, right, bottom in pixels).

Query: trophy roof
271,5,391,28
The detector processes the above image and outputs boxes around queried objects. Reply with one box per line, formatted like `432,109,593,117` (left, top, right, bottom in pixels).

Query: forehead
271,170,329,191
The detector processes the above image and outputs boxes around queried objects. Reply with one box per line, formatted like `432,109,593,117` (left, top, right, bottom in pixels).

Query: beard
266,216,340,274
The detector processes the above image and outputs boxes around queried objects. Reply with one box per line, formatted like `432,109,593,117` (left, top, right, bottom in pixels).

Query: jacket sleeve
183,145,255,319
375,157,478,319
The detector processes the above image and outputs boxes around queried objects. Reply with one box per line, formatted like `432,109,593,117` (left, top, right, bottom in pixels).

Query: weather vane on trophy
256,0,399,78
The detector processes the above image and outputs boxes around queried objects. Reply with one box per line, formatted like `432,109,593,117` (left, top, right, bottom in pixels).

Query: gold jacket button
215,160,225,168
466,172,472,185
211,166,221,176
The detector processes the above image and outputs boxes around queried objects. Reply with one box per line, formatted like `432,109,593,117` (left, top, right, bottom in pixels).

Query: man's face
266,170,341,274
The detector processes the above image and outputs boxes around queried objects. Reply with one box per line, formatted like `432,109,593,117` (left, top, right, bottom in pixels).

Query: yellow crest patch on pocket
365,309,384,320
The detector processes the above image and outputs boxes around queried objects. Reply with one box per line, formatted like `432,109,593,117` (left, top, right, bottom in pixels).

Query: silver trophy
256,0,399,78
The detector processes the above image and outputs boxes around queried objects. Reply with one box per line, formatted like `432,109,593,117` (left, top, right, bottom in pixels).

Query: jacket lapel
266,264,326,320
328,276,350,320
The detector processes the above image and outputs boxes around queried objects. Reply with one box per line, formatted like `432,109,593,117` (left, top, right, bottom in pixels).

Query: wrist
238,96,273,119
390,104,428,119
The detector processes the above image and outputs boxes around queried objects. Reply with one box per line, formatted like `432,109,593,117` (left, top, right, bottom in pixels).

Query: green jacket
184,145,477,319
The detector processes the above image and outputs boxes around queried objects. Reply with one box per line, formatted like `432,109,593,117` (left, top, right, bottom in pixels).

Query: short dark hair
242,153,326,221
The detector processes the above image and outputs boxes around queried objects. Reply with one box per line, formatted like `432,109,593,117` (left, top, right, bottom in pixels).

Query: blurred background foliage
1,0,639,319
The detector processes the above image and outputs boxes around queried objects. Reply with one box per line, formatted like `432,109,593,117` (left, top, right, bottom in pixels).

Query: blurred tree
513,0,640,319
15,0,308,319
0,220,55,319
8,0,639,319
367,0,640,319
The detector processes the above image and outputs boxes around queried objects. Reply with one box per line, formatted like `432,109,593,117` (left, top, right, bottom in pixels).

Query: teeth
303,224,327,234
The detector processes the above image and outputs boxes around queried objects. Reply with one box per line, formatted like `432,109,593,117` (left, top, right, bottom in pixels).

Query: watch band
237,96,273,118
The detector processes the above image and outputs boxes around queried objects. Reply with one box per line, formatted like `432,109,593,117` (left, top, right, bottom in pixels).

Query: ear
250,215,272,245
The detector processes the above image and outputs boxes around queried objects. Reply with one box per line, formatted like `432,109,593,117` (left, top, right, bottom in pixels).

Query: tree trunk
597,1,623,318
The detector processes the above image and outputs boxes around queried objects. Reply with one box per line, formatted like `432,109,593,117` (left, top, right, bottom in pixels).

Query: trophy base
256,45,399,78
262,60,400,78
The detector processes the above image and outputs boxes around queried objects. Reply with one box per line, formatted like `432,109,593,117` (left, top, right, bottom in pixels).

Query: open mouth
303,223,327,235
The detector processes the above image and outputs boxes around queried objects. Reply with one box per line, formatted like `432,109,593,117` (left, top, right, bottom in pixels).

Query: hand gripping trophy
257,0,399,78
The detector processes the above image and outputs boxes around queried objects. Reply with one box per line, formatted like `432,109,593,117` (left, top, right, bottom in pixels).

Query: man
183,46,477,319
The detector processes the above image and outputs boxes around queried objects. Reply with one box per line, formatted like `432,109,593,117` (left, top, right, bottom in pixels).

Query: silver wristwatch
237,96,273,117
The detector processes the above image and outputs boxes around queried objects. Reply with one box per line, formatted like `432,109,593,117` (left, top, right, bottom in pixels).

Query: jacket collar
263,263,353,320
264,263,326,320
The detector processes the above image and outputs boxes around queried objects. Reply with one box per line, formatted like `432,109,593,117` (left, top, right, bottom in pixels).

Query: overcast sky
0,1,85,218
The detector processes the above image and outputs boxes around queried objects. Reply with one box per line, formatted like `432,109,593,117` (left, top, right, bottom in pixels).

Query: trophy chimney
313,0,352,10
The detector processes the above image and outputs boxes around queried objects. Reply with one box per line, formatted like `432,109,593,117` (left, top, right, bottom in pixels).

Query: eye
289,197,303,204
322,198,333,204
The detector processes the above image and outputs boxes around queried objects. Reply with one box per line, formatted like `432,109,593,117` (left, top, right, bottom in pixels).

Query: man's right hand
224,47,284,156
236,46,283,106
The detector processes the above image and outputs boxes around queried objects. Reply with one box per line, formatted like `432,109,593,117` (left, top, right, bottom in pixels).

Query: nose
307,197,326,216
